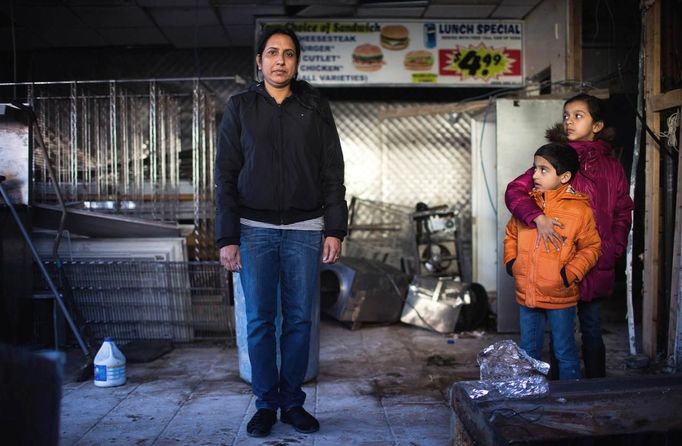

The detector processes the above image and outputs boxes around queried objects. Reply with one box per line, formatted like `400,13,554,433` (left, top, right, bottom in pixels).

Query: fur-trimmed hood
545,123,616,144
545,123,615,164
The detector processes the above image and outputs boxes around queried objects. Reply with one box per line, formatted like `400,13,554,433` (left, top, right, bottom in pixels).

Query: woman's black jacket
214,80,348,248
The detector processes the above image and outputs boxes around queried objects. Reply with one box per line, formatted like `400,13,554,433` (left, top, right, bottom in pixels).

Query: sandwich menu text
256,19,524,87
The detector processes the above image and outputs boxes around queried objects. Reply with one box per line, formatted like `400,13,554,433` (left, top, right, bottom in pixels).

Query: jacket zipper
528,242,538,308
277,103,284,224
528,193,548,308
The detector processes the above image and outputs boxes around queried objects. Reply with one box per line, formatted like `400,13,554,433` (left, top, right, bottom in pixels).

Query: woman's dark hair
256,26,301,62
564,93,605,124
535,143,579,180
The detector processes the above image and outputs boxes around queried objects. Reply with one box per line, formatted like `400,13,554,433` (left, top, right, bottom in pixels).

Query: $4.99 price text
439,45,521,80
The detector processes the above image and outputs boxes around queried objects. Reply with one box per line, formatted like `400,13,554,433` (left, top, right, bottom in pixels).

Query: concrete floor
59,299,650,446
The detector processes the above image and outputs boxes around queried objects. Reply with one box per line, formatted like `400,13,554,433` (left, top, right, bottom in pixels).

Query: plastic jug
93,337,126,387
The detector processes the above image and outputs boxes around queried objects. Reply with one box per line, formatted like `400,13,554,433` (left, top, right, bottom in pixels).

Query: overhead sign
256,19,524,87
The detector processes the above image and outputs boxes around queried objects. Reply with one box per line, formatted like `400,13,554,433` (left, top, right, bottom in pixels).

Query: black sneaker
281,406,320,433
246,409,277,437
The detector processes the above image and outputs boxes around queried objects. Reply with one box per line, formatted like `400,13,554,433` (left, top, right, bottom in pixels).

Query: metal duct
320,257,409,327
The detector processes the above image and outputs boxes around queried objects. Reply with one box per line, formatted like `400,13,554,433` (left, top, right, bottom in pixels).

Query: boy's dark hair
564,93,605,124
535,143,579,180
255,26,301,69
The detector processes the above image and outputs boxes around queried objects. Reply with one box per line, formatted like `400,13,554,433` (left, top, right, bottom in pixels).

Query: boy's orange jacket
504,184,602,309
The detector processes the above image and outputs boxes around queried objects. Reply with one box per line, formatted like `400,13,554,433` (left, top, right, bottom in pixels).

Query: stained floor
59,298,653,446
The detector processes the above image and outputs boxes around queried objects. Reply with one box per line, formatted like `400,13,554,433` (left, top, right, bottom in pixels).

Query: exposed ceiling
1,0,544,51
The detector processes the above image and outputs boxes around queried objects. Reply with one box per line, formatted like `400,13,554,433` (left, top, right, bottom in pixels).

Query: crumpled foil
462,339,550,400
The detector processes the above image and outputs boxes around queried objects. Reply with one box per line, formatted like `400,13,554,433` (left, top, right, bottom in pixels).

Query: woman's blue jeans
238,225,322,411
519,305,581,380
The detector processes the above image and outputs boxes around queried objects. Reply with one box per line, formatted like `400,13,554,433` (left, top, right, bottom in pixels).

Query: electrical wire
477,97,497,216
592,0,602,44
604,0,618,67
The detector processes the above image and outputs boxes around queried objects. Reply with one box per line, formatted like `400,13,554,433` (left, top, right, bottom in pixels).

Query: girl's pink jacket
504,126,634,301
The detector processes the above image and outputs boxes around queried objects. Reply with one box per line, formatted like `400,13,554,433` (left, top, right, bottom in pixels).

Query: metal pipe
27,93,194,100
55,101,63,201
109,81,119,206
121,93,129,198
133,97,142,205
169,97,179,219
159,92,167,220
94,99,102,200
82,95,91,194
0,75,240,87
70,82,78,201
149,81,158,219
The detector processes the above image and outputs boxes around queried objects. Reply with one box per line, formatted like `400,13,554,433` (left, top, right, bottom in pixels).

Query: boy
504,143,601,380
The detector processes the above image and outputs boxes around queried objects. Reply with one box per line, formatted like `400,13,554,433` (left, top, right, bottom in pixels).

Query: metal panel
381,112,472,219
333,101,473,233
470,108,497,294
332,102,384,200
33,236,188,262
320,257,409,325
31,204,181,238
495,98,564,333
332,101,473,276
525,0,568,84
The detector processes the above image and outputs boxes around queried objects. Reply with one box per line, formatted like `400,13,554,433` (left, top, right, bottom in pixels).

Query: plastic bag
462,339,550,400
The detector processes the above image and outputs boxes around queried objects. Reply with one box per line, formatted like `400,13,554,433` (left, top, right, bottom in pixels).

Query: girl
505,93,634,378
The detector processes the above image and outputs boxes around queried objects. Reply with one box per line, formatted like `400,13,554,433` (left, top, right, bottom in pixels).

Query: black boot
582,343,606,378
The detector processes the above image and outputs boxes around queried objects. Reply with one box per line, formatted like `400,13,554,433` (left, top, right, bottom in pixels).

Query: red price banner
439,44,520,80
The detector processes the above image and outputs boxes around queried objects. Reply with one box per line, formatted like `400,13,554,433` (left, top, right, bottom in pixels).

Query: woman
214,27,347,437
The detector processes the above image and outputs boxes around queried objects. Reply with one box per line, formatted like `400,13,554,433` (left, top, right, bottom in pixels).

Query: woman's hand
220,245,242,272
322,236,342,264
534,214,564,251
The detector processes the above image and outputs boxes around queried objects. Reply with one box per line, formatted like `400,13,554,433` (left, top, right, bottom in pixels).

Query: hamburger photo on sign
352,43,384,72
380,25,409,50
404,50,434,71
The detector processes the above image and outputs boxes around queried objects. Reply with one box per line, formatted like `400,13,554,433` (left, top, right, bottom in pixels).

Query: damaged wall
524,0,569,84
